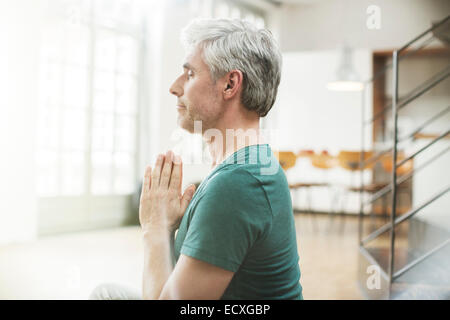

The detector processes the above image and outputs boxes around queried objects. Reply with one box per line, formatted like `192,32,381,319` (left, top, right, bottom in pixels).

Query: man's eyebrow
182,63,196,71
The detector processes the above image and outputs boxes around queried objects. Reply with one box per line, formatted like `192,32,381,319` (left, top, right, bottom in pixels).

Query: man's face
169,46,224,134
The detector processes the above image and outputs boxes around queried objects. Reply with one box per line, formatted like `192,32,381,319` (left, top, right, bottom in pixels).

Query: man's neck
205,119,264,169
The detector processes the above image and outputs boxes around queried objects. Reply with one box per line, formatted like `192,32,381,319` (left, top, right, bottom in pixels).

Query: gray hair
180,18,282,117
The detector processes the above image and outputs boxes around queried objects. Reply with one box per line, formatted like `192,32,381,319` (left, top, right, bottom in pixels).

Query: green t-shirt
174,144,303,300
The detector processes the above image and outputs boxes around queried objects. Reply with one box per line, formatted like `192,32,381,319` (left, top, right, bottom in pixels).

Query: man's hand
139,150,196,233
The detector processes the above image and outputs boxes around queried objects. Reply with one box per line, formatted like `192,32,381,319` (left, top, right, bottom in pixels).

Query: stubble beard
178,104,222,135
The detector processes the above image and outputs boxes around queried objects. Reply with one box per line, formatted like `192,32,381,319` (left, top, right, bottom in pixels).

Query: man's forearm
142,227,175,300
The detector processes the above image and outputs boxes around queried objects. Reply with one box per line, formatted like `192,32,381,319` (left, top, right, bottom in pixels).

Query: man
90,18,302,300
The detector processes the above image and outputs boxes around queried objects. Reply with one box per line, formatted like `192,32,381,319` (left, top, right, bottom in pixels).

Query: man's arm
141,227,173,300
142,226,234,300
139,150,234,300
160,254,234,300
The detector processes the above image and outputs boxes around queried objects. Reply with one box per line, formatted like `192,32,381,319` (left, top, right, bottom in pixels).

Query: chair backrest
297,149,315,158
275,151,297,170
311,153,338,170
337,150,375,171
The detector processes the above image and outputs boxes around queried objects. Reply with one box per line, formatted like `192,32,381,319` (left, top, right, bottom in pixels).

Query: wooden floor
0,213,406,300
295,213,366,299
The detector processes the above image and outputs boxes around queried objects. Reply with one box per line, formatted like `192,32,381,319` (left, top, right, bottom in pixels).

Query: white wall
0,0,44,243
277,0,450,52
268,50,373,152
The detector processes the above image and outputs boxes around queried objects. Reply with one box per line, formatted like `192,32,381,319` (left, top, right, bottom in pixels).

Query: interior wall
0,0,44,244
277,0,450,52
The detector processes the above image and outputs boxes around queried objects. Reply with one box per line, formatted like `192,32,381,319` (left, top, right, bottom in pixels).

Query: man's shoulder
206,165,263,191
202,165,275,213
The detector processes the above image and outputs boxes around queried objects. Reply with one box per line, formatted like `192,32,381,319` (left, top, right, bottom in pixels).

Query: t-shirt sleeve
180,168,272,272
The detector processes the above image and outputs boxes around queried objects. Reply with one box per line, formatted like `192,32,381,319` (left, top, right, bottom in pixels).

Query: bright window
36,0,142,197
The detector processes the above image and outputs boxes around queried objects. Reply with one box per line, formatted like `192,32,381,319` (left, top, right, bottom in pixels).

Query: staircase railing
358,15,450,298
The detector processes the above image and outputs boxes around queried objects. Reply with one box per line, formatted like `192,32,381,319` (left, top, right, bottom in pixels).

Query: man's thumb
181,184,196,212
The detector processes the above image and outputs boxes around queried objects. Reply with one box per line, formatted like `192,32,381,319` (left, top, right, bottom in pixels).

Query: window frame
36,0,144,234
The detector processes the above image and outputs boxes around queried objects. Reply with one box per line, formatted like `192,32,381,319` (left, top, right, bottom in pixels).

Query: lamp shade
327,46,363,91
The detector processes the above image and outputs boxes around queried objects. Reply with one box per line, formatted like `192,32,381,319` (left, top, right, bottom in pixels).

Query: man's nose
169,78,183,97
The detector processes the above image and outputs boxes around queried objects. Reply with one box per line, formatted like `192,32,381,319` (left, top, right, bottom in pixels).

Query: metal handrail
361,185,450,246
366,65,450,125
366,33,439,85
361,146,392,168
399,105,450,142
362,145,450,206
364,18,450,126
396,129,450,168
398,15,450,53
361,106,450,168
388,51,400,287
359,15,450,297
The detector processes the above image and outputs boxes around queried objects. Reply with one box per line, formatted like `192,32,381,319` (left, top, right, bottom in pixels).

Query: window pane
40,27,65,62
115,115,136,152
116,75,137,114
113,152,134,194
95,29,116,71
93,70,115,112
37,106,60,150
64,66,88,108
93,90,115,112
38,62,63,108
92,113,114,151
62,108,86,151
61,151,85,195
117,34,138,74
36,151,59,196
91,151,113,194
66,25,90,66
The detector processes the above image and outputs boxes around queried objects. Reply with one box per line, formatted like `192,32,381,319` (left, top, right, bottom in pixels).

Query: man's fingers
169,155,182,193
180,184,196,213
151,154,165,190
141,166,152,197
159,150,174,188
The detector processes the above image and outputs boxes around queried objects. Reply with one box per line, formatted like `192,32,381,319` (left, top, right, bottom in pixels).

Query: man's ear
223,70,243,100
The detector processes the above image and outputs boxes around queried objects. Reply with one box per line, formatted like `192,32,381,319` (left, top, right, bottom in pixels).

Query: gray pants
89,283,142,300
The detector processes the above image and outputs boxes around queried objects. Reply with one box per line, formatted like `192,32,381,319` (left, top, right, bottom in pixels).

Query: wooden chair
275,151,317,214
310,152,342,228
334,150,378,230
338,150,412,217
275,151,297,171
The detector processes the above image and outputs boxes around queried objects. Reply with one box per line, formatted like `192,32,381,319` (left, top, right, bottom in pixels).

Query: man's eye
187,71,194,78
